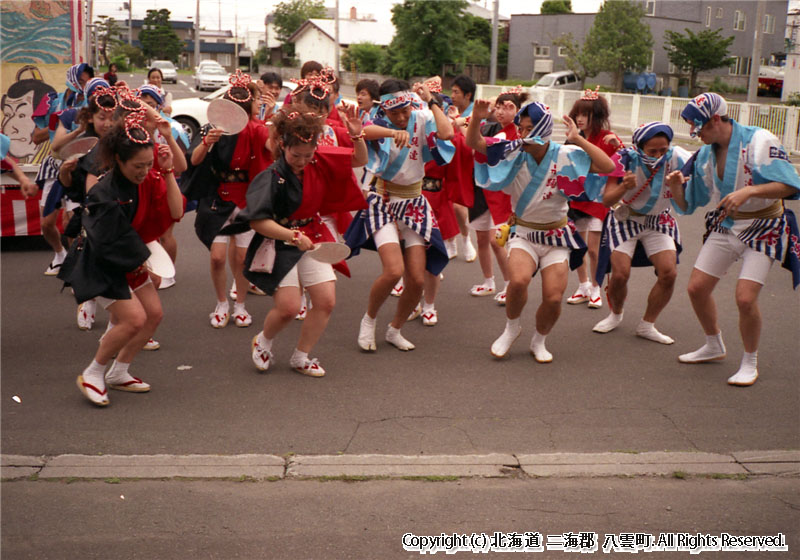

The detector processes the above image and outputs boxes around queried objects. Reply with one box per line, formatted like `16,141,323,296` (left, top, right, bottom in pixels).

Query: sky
92,0,605,42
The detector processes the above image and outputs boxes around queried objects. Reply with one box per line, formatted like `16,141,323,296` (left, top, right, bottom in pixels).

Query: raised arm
413,82,453,141
342,103,368,167
564,115,615,174
465,99,492,155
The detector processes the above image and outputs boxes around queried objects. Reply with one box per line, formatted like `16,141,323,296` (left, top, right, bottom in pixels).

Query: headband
84,77,110,100
91,85,118,112
680,93,727,138
380,91,413,111
506,85,524,95
514,102,553,143
66,63,89,93
137,84,163,107
423,76,442,93
632,121,673,148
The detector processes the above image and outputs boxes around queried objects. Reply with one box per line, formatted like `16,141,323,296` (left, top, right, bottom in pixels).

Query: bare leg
475,230,494,280
585,230,601,287
535,261,568,335
606,251,631,314
686,268,721,336
504,248,536,320
390,245,426,329
366,242,404,318
262,286,302,339
297,281,336,353
209,241,229,303
454,204,469,236
735,279,763,353
160,223,178,263
574,227,589,284
490,233,509,282
642,250,678,323
94,298,146,366
423,271,440,305
232,245,248,305
40,211,64,254
116,283,163,364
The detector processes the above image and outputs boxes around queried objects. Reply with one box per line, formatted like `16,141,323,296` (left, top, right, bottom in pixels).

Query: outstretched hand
342,103,363,138
563,115,581,144
472,99,492,121
665,169,687,191
156,143,174,171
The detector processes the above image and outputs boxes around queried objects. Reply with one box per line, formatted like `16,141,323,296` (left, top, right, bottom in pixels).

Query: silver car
151,60,177,84
194,66,229,92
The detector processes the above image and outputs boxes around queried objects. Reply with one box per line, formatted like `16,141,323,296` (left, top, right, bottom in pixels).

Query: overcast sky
92,0,605,38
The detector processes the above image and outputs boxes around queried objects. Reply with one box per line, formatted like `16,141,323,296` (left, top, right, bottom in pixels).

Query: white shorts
373,221,426,249
95,276,152,309
507,236,569,270
213,207,255,248
614,228,676,259
40,178,79,212
278,252,336,289
694,231,774,285
574,216,604,233
469,210,496,232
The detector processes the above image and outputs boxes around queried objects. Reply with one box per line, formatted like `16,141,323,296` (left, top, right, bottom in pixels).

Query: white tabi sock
358,314,377,351
233,302,246,315
530,331,553,363
257,331,273,351
289,348,308,367
593,311,624,333
386,325,415,351
635,320,675,345
422,302,435,314
491,318,522,358
678,332,726,363
54,249,67,264
728,351,759,386
81,360,107,389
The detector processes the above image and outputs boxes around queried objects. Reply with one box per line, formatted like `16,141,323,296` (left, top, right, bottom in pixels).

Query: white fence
476,85,800,154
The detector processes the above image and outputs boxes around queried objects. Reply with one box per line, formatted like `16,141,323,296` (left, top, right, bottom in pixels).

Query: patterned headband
680,93,727,137
137,84,163,107
506,85,524,95
632,121,673,147
514,101,553,141
124,111,151,144
227,70,253,103
581,86,600,100
380,91,412,111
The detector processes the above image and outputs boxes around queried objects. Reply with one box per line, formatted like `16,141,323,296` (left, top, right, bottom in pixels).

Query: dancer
188,71,272,329
447,75,478,262
346,79,454,351
467,100,615,362
234,104,367,375
666,93,800,386
565,88,622,309
145,67,172,115
62,113,183,406
592,122,691,344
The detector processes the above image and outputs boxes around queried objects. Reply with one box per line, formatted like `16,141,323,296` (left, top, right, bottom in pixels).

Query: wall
293,27,337,70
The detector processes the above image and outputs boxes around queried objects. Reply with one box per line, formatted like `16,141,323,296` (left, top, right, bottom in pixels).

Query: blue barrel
644,73,656,92
623,72,645,92
678,85,689,98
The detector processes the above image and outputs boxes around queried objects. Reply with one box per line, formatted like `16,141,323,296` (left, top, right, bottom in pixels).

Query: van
530,70,581,91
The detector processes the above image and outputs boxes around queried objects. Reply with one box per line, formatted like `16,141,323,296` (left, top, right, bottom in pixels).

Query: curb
2,451,798,481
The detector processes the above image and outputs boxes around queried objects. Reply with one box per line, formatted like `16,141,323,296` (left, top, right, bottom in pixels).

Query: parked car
529,70,581,91
171,80,295,142
194,65,229,92
151,60,177,83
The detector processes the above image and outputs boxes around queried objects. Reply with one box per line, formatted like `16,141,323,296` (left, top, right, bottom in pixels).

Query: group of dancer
11,61,799,407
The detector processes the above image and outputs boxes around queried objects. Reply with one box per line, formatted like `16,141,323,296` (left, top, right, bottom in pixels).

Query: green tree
552,32,599,88
342,42,385,73
94,16,121,66
541,0,572,14
139,9,183,62
273,0,327,59
109,43,146,69
664,28,735,94
385,0,467,78
583,0,652,92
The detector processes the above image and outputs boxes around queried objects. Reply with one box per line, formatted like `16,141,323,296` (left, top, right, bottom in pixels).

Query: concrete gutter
3,451,798,481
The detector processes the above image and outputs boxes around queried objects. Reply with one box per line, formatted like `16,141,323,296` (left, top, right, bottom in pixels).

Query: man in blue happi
666,93,800,387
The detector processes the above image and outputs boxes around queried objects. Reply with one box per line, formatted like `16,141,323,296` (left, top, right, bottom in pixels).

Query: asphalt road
2,199,799,457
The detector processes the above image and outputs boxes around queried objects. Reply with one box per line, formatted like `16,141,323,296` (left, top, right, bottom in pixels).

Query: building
287,9,394,71
508,0,788,91
115,19,244,70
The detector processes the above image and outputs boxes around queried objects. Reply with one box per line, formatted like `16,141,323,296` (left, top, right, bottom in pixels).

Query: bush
784,92,800,106
342,42,385,74
110,43,145,69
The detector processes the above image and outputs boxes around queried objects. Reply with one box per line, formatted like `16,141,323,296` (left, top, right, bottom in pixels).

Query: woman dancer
145,67,172,115
592,122,691,344
345,79,454,352
565,88,622,309
188,71,272,329
467,100,615,362
63,111,183,406
238,105,367,375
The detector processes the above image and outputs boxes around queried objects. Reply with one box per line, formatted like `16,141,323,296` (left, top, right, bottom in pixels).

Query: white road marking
179,80,188,87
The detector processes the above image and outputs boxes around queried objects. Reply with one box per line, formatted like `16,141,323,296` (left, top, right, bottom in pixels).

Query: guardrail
476,85,799,153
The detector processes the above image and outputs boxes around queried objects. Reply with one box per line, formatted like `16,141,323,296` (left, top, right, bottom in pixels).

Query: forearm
164,172,184,220
465,117,487,155
33,127,50,145
745,181,797,200
431,105,453,140
51,125,83,154
165,135,188,173
351,138,368,167
602,178,626,207
190,142,209,166
250,218,295,242
363,125,395,141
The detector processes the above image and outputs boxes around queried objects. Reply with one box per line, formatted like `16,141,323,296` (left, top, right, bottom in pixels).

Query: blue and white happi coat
595,145,692,282
474,141,595,268
680,120,800,288
344,109,455,275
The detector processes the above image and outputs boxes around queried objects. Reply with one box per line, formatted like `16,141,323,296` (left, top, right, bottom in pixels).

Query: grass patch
706,473,748,480
613,450,640,454
27,473,39,481
400,475,459,482
104,477,121,484
316,475,388,483
671,471,688,479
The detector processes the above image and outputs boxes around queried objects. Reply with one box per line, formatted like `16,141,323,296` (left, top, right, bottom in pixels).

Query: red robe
218,119,272,208
569,129,619,221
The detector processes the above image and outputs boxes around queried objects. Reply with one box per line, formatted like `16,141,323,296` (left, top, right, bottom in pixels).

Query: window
668,61,678,74
733,10,746,31
645,0,655,16
217,53,231,66
558,46,568,57
763,14,775,34
729,56,751,76
646,50,655,72
534,46,550,57
716,7,723,18
705,6,711,27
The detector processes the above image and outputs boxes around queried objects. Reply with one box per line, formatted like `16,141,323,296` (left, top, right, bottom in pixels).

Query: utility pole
747,0,766,103
128,1,132,45
235,2,239,70
85,0,93,64
194,0,200,68
334,0,340,73
490,0,498,84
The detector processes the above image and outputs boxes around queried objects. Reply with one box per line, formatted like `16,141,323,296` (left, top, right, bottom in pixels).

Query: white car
530,70,581,91
171,81,295,143
151,60,177,83
194,65,229,91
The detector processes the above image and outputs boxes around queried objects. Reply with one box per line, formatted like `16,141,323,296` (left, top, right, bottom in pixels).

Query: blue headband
632,121,673,148
138,85,164,107
514,102,553,143
680,93,727,138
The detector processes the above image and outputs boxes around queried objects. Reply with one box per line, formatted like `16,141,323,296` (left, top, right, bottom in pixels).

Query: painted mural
1,1,73,64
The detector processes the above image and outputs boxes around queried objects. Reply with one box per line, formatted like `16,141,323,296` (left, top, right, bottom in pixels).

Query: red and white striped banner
1,186,43,237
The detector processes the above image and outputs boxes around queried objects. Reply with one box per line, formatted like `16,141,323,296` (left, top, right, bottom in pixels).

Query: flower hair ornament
280,109,323,143
124,111,151,144
581,86,600,100
290,76,331,100
227,69,253,103
507,85,524,95
91,85,119,112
